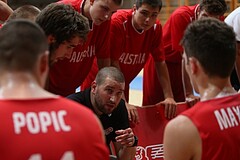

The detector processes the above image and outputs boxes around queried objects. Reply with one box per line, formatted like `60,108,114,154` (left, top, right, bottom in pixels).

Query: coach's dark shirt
67,88,129,146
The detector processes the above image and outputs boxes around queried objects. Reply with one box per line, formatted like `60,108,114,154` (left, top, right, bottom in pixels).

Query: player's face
50,36,83,64
198,9,221,20
93,77,124,114
133,3,160,31
89,0,120,25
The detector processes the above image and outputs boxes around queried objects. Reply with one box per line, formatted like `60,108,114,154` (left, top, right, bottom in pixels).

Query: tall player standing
142,0,227,106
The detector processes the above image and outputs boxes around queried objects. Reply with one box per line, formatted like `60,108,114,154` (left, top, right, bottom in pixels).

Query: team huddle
0,0,240,159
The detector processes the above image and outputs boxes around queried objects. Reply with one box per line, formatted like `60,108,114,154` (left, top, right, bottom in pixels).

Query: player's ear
40,50,49,74
133,4,137,13
189,57,198,74
38,50,49,87
47,35,56,44
90,0,94,5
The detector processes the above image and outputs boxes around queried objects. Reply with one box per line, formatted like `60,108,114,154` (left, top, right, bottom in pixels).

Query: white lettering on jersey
29,151,74,160
13,110,71,134
70,45,95,63
214,105,240,130
119,52,146,65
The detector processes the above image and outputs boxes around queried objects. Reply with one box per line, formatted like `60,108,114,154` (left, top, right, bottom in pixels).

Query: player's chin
94,19,105,25
142,25,151,31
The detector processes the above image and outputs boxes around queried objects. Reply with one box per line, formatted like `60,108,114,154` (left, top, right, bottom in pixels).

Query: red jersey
111,9,165,84
0,97,109,159
49,0,110,96
163,5,198,63
182,94,240,159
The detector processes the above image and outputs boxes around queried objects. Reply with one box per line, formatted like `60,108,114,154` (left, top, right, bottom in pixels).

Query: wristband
130,135,138,147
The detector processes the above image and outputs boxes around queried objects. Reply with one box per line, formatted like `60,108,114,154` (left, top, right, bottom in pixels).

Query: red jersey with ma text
0,97,109,159
49,0,110,96
182,94,240,159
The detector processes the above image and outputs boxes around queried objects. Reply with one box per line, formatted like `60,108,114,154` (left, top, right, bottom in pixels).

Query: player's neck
132,16,144,33
0,73,56,99
82,0,92,21
200,78,236,101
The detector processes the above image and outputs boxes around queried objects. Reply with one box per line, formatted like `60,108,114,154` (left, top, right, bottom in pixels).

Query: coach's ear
91,81,97,95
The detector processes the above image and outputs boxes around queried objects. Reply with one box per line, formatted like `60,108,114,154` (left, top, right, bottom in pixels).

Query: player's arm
171,14,200,106
163,115,201,160
154,61,177,119
96,20,112,69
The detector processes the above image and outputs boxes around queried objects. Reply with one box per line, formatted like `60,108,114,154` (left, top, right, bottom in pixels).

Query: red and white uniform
0,97,109,159
49,0,110,96
143,5,199,105
182,94,240,159
82,9,165,101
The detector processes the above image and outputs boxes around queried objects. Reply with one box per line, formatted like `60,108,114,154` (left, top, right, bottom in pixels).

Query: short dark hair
112,0,123,6
0,19,48,72
135,0,162,11
182,18,236,78
36,3,89,46
199,0,227,16
7,5,40,22
96,67,125,85
96,0,122,6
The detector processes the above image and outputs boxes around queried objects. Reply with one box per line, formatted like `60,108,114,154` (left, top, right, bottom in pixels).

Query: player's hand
158,97,177,119
125,102,140,125
115,128,135,147
185,94,200,107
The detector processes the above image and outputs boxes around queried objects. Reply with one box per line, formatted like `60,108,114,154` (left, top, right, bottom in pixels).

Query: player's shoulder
58,0,82,12
171,5,196,19
111,9,132,23
166,115,197,136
